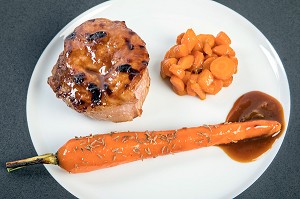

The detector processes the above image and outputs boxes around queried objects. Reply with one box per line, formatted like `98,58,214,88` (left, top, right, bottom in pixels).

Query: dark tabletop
1,0,299,198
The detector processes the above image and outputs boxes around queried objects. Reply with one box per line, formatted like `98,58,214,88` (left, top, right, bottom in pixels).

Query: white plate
27,0,290,198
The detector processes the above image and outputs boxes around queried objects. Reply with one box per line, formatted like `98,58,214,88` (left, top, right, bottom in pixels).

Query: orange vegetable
174,44,190,58
181,29,198,52
229,56,238,74
169,64,185,79
202,57,215,70
203,42,213,56
193,40,203,52
210,79,223,95
215,31,231,45
198,69,214,93
186,80,197,96
190,82,206,100
178,55,194,70
176,33,185,44
6,120,281,173
222,76,233,87
160,29,238,100
210,56,235,80
212,44,235,56
161,58,178,78
191,51,204,71
170,75,185,93
197,34,215,47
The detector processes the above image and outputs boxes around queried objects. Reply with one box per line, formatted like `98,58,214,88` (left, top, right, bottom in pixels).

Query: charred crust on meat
55,85,61,91
66,31,76,40
86,31,107,42
125,38,134,50
74,73,85,84
104,83,113,95
88,19,96,22
116,64,140,80
87,83,102,104
142,61,148,66
128,30,136,35
139,45,145,49
116,64,132,73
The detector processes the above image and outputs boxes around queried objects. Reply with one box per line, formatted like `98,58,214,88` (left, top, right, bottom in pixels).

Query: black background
1,0,299,198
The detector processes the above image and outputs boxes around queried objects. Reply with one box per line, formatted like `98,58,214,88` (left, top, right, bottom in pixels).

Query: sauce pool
220,91,285,162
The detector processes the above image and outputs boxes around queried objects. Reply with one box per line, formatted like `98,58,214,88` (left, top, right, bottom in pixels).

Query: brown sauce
220,91,285,162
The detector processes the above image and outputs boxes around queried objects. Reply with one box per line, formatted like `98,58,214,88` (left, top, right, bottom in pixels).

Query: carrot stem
6,153,58,172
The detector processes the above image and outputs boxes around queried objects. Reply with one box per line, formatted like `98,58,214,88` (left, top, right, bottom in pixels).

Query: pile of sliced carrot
161,29,238,100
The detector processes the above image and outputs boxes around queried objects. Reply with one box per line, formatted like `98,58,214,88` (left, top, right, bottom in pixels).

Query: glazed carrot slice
191,51,204,71
178,55,194,70
190,82,206,100
210,79,223,95
197,34,215,47
169,64,185,79
186,80,197,96
161,58,178,78
197,69,214,93
186,74,198,95
173,44,189,58
215,31,231,45
222,76,233,87
202,57,216,70
229,56,238,74
181,29,198,52
170,75,185,93
6,120,281,173
176,33,185,45
172,86,187,96
203,42,213,56
210,56,235,80
193,40,203,52
182,71,192,85
212,44,235,56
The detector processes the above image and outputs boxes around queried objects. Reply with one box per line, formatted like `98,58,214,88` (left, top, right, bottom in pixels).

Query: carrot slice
191,51,204,72
222,76,233,87
203,42,213,56
197,34,215,47
202,57,216,70
178,55,194,70
161,58,178,78
186,80,197,96
197,69,214,93
210,56,235,80
181,29,198,52
210,79,223,95
173,44,189,58
212,44,235,56
182,71,192,84
170,75,185,92
229,56,238,74
169,64,185,79
176,33,185,45
215,31,231,45
190,82,206,100
193,40,203,52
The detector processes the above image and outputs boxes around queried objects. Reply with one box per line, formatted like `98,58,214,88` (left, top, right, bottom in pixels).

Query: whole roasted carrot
6,120,281,173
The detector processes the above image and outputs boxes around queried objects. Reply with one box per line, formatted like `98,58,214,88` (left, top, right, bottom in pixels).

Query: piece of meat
48,18,150,122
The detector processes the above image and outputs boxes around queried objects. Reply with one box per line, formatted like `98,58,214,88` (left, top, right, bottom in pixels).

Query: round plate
27,0,290,198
